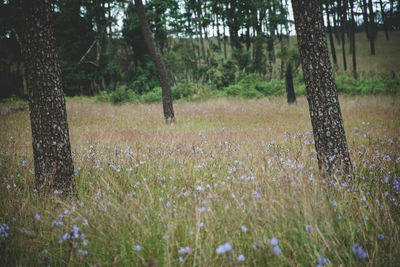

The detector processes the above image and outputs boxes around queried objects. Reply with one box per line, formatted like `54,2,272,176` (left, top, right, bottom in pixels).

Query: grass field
1,95,399,266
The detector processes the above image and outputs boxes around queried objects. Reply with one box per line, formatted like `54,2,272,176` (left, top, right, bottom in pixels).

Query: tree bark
292,0,352,175
135,0,175,123
13,0,76,195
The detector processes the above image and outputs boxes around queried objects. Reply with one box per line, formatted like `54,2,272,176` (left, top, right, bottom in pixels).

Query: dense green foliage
1,0,399,100
92,73,399,104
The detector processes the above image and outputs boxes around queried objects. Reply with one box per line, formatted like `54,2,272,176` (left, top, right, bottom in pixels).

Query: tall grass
1,96,399,266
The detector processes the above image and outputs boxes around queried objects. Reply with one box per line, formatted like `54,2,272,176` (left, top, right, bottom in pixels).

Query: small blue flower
270,237,279,246
216,242,232,254
178,246,191,254
317,256,328,265
272,246,281,255
378,234,384,240
35,213,40,221
352,244,368,259
305,224,313,232
133,245,142,251
237,254,245,261
241,225,248,232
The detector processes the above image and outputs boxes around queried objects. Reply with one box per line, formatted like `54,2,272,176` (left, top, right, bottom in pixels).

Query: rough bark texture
291,0,352,175
13,0,76,195
135,0,175,123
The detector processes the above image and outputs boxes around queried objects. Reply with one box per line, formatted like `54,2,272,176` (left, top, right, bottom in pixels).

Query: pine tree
292,0,352,175
13,0,76,195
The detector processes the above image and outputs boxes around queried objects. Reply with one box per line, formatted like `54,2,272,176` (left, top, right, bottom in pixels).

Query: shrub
141,87,162,103
109,87,130,104
240,87,264,99
172,80,195,100
255,79,285,96
217,60,237,89
224,84,242,96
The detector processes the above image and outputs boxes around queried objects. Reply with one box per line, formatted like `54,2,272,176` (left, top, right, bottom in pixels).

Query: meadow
0,95,399,266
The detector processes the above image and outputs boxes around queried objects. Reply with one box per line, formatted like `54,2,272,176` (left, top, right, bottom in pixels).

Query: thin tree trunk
350,0,357,78
292,0,352,175
280,37,285,79
333,6,341,45
362,0,370,39
367,0,376,55
285,63,296,104
135,0,175,123
198,20,206,61
223,20,227,59
325,3,338,65
379,0,389,40
13,0,76,195
215,14,221,49
339,0,347,71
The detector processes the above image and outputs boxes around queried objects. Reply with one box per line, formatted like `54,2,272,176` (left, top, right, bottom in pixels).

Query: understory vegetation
93,73,400,104
1,96,399,266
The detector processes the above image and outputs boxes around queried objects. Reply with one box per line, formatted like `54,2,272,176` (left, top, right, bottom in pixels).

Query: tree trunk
367,0,376,55
332,6,341,45
349,0,357,78
198,20,206,61
362,0,370,39
285,63,296,104
223,19,227,59
325,3,338,65
135,0,175,123
215,14,221,49
13,0,76,195
339,0,347,71
379,0,390,40
291,0,352,175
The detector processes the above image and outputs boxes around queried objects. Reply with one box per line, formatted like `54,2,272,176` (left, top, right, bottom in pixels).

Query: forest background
1,0,399,103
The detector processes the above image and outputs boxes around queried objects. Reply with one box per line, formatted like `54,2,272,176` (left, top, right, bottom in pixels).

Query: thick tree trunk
135,0,175,123
292,0,352,175
285,63,296,104
325,4,337,65
13,0,76,195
